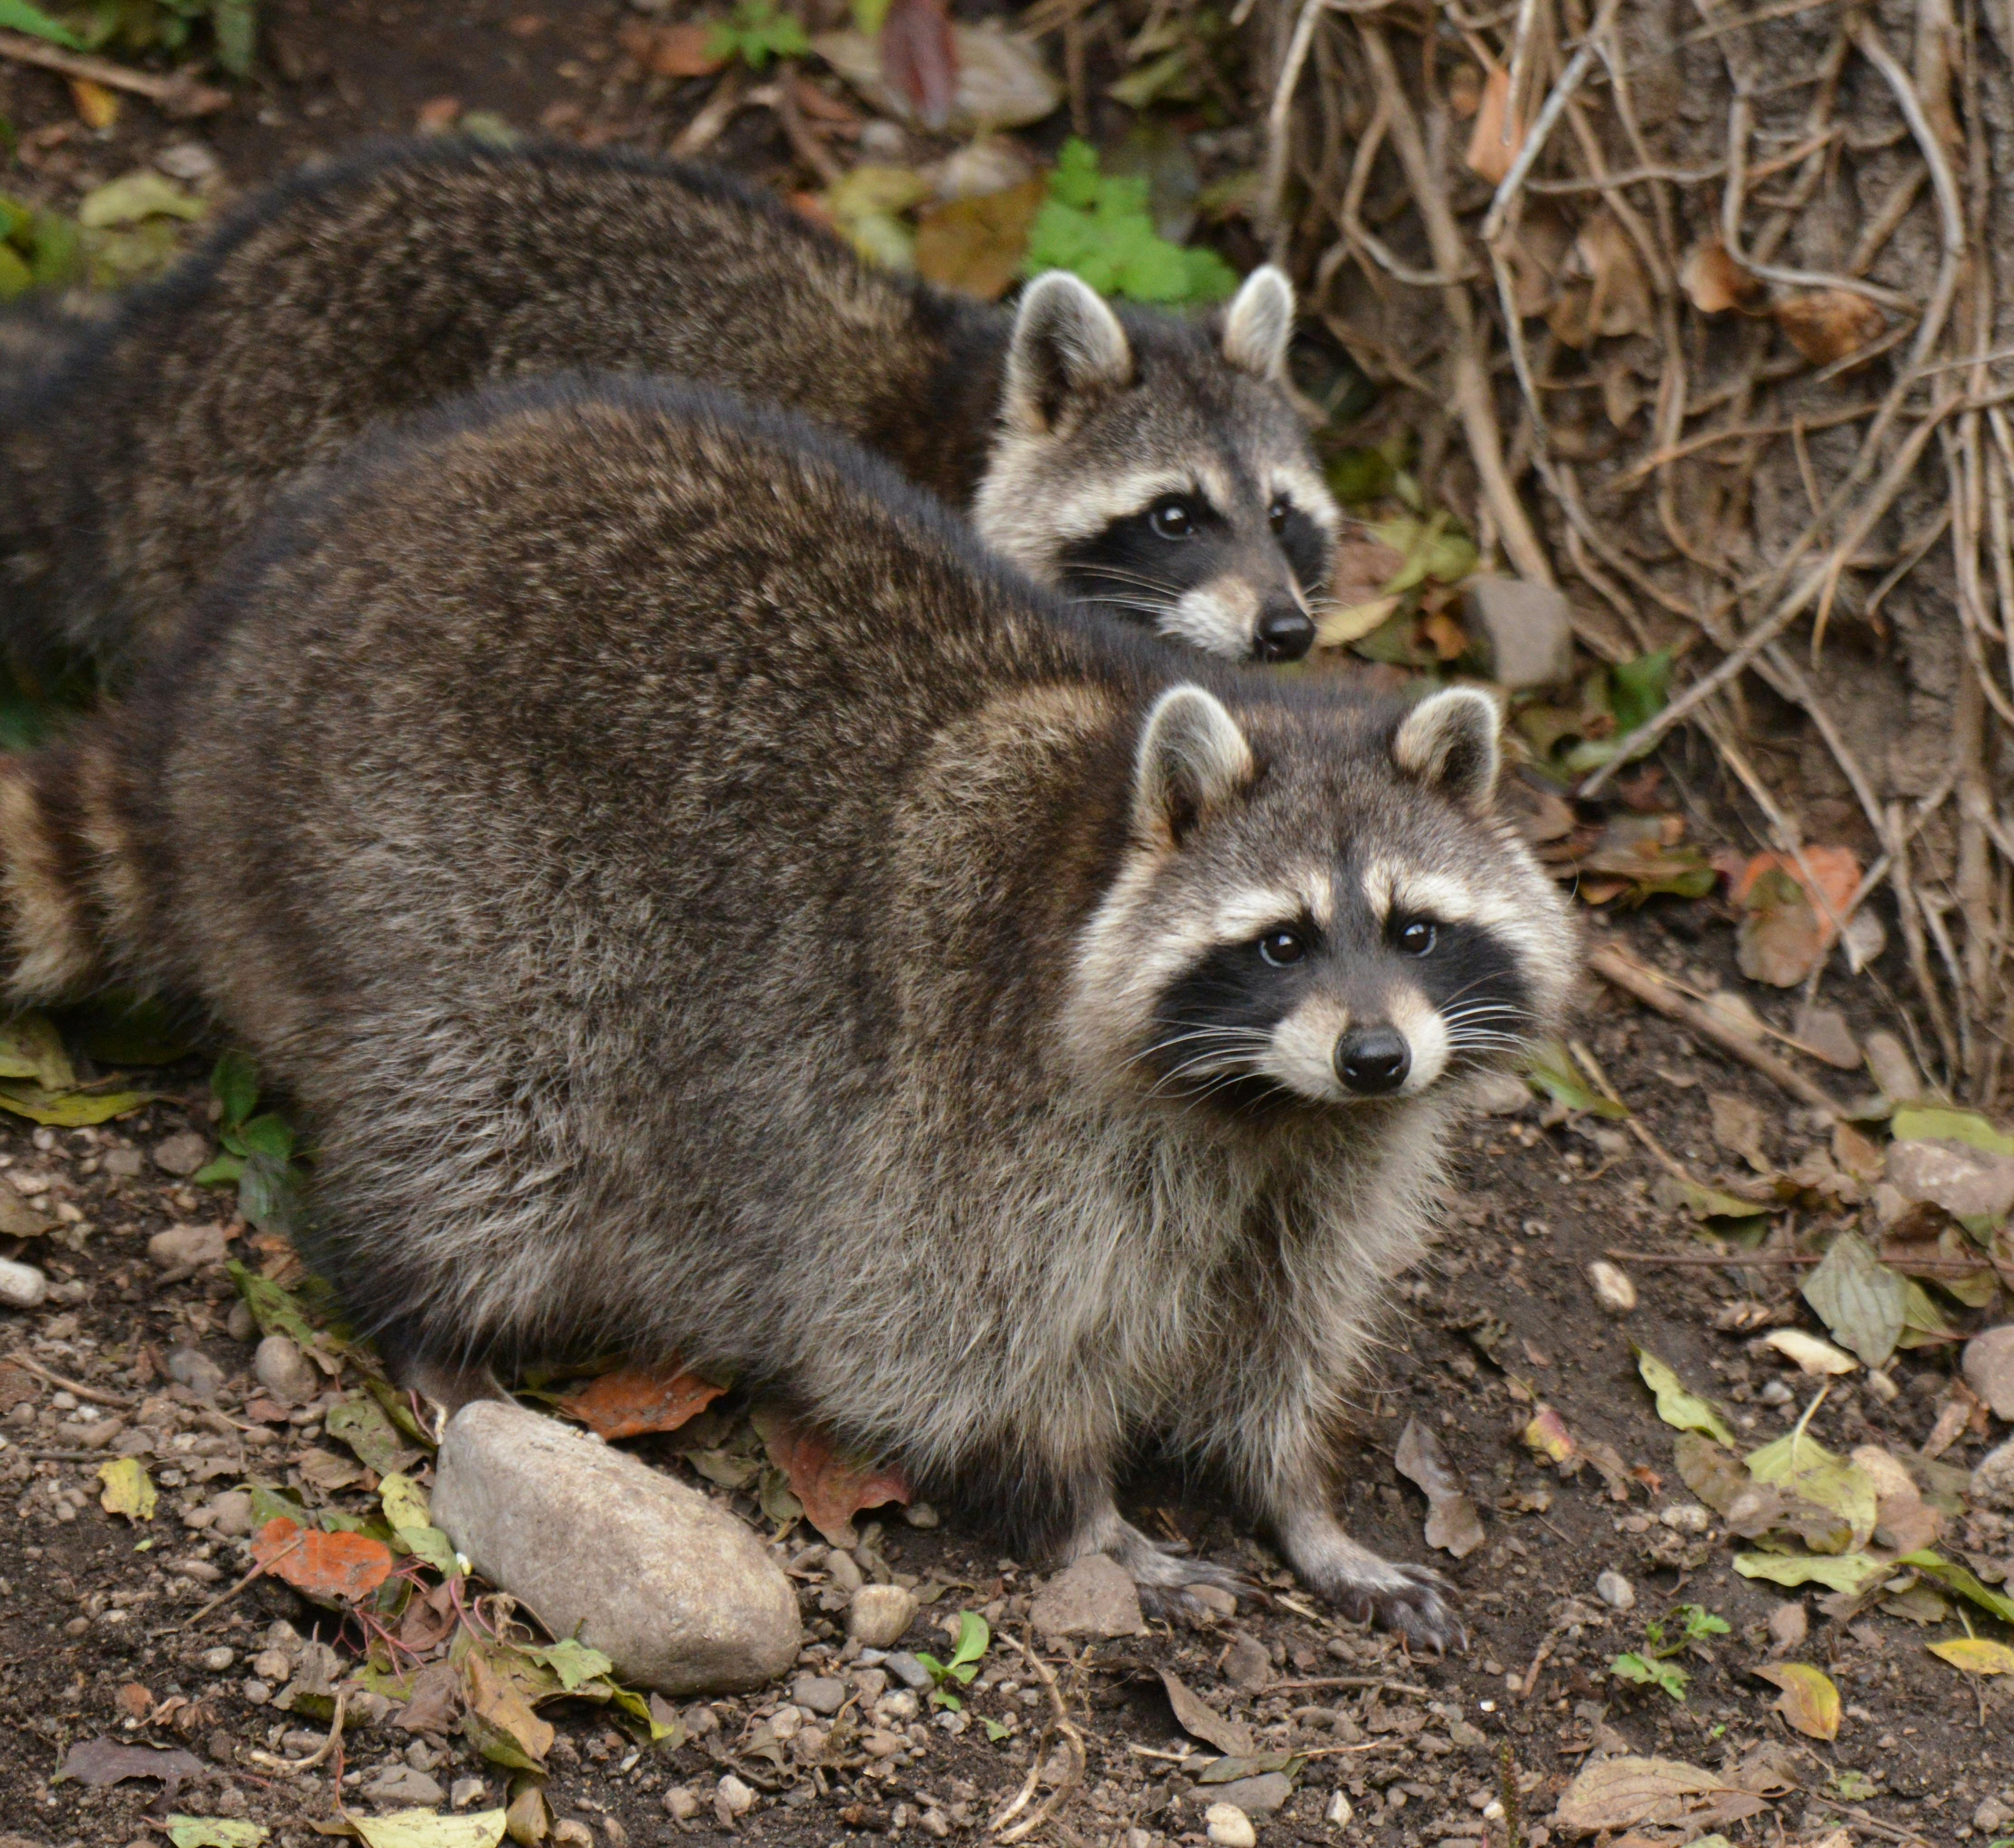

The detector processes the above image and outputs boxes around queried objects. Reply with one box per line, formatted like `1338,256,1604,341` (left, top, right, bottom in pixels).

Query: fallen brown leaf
914,177,1045,301
1159,1668,1255,1756
753,1409,910,1545
879,0,959,130
253,1516,394,1605
1772,289,1887,368
1464,63,1523,184
618,19,726,78
557,1358,726,1441
1393,1416,1485,1558
1680,239,1766,315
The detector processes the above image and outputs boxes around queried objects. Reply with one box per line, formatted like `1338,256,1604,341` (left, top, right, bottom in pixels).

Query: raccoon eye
1258,928,1306,967
1268,497,1291,536
1397,918,1437,956
1149,497,1196,540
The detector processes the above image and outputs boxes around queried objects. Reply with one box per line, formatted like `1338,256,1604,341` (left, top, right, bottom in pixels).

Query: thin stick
1586,944,1846,1116
0,29,228,115
3,1352,136,1407
989,1632,1086,1842
247,1686,347,1775
173,1535,303,1632
1264,1676,1434,1695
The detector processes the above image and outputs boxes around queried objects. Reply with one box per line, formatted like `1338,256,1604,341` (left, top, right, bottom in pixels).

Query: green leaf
77,171,205,230
226,1261,319,1348
1610,1651,1687,1700
0,1080,153,1125
1896,1550,2014,1626
1634,1349,1735,1446
947,1609,990,1676
1745,1424,1877,1549
247,1482,312,1530
518,1638,618,1692
1889,1106,2014,1157
1524,1040,1629,1119
0,0,86,49
1734,1552,1889,1594
0,1012,73,1089
1610,651,1673,735
851,0,890,30
348,1810,508,1848
380,1471,430,1532
97,1455,157,1521
393,1524,458,1576
1801,1231,1906,1368
232,1113,295,1162
982,1716,1010,1741
209,0,255,75
365,1377,438,1448
1024,137,1238,306
165,1820,271,1848
237,1150,302,1233
212,1050,258,1131
193,1154,245,1187
1678,1604,1730,1640
327,1394,407,1475
1650,1171,1772,1223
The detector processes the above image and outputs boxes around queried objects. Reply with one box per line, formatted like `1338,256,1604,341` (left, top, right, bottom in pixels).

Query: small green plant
913,1609,990,1710
1609,1603,1729,1703
704,0,809,70
1023,138,1238,306
0,0,84,48
194,1049,303,1232
53,0,256,75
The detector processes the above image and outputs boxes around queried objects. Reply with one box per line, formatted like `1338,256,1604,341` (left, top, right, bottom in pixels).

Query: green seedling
912,1609,990,1710
1610,1603,1729,1703
705,0,809,71
194,1049,303,1231
1023,138,1238,306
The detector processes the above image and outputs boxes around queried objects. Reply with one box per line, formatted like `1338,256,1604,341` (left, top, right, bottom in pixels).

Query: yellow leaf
1752,1662,1840,1739
1927,1636,2014,1676
346,1812,508,1848
378,1471,430,1533
97,1456,157,1522
68,77,120,129
1313,596,1399,649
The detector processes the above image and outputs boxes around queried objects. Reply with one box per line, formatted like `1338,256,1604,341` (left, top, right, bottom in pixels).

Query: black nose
1336,1027,1410,1096
1254,603,1315,663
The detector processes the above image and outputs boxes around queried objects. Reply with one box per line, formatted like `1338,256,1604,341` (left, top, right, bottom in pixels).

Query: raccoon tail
0,730,143,1005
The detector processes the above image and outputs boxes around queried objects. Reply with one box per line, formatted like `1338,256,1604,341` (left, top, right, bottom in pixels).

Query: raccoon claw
1331,1563,1465,1654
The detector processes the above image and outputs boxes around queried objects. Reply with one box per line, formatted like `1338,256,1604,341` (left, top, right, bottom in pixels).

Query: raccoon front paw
1077,1518,1255,1619
1325,1561,1464,1654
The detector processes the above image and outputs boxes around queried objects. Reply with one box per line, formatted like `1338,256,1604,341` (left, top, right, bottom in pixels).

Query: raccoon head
974,269,1339,664
1072,684,1577,1121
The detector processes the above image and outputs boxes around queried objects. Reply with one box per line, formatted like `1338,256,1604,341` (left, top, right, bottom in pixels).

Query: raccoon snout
1335,1026,1410,1096
1253,600,1315,663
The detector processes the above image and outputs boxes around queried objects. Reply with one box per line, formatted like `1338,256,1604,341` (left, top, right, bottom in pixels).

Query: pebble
885,1651,932,1690
902,1501,940,1528
101,1145,144,1178
861,1728,907,1758
825,1550,866,1594
202,1489,255,1538
1204,1801,1258,1848
1791,1003,1861,1069
1460,576,1575,689
1027,1553,1147,1642
200,1647,236,1672
151,1131,213,1176
1207,1773,1291,1816
552,1822,594,1847
715,1773,755,1817
848,1583,919,1649
875,1688,919,1722
450,1776,486,1809
1468,1070,1533,1116
241,1680,271,1705
1976,1797,2013,1833
1657,1503,1709,1533
1767,1602,1808,1650
0,1255,47,1309
253,1333,320,1407
1186,1582,1239,1619
1326,1791,1354,1827
165,1346,225,1401
1223,1632,1272,1693
1586,1260,1636,1315
434,1400,799,1694
793,1673,847,1716
663,1786,700,1822
251,1648,293,1682
1595,1569,1635,1611
147,1223,230,1270
1972,1437,2014,1511
1962,1324,2014,1420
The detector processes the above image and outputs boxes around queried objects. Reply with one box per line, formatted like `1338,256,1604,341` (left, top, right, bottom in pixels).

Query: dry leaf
69,78,120,130
1159,1668,1255,1756
1752,1662,1840,1739
616,20,726,77
1464,63,1523,184
1801,1231,1906,1368
1731,847,1860,987
1773,289,1888,368
913,177,1045,301
557,1359,726,1441
56,1738,203,1796
1523,1404,1578,1466
462,1649,554,1773
1393,1416,1485,1557
1552,1756,1747,1833
1927,1636,2014,1675
253,1517,394,1604
1549,213,1652,348
1708,1092,1770,1172
1635,1349,1736,1445
1760,1329,1857,1376
1680,239,1765,315
752,1409,910,1545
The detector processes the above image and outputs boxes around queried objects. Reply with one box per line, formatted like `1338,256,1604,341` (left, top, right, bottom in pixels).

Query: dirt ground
0,7,2009,1848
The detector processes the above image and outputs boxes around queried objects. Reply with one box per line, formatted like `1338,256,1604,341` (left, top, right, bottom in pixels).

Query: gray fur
2,380,1573,1645
0,138,1336,670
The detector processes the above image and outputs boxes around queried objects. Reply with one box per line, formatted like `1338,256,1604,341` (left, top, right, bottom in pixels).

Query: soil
0,9,2009,1848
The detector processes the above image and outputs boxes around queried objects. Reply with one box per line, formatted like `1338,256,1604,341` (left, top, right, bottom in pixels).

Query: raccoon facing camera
0,379,1577,1651
0,139,1339,680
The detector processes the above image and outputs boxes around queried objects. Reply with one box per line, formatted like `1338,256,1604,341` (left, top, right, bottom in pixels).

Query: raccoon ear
1133,686,1257,848
1003,271,1134,432
1391,687,1503,811
1220,266,1295,381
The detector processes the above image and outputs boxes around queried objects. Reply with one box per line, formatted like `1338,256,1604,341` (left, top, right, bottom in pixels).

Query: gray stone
1467,1070,1532,1116
166,1346,224,1401
148,1223,230,1270
151,1131,213,1177
793,1673,847,1716
1204,1774,1292,1817
1222,1633,1271,1693
884,1651,932,1690
0,1255,47,1309
1461,577,1575,689
1028,1553,1146,1642
435,1401,799,1695
1595,1569,1634,1611
253,1334,319,1407
1791,1004,1861,1070
450,1776,487,1809
1973,1437,2014,1511
1888,1140,2014,1222
847,1583,918,1649
1204,1801,1258,1847
361,1764,444,1806
1962,1324,2014,1420
1975,1797,2013,1833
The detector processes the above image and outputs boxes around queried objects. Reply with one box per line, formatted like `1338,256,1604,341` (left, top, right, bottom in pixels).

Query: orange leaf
1464,64,1524,184
1772,290,1887,368
557,1359,727,1441
1680,240,1767,316
254,1517,394,1604
616,19,726,78
1729,845,1859,916
754,1409,910,1545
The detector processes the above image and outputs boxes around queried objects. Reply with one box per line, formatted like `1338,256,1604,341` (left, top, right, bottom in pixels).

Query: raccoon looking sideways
0,137,1336,670
0,379,1575,1646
